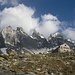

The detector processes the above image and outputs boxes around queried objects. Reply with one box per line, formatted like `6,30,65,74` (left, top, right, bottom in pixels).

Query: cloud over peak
0,4,39,34
36,14,61,37
0,3,75,40
0,4,61,37
41,14,58,21
63,28,75,40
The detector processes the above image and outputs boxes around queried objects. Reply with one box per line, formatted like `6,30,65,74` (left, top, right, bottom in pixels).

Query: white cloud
36,14,61,37
0,1,74,40
0,4,61,37
0,4,39,34
62,28,75,40
60,21,68,30
0,0,19,6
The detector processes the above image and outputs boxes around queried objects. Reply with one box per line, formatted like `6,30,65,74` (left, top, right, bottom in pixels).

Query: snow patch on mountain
40,35,44,38
67,39,75,43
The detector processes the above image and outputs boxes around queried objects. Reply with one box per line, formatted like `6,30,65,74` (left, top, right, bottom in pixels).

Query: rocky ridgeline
0,26,75,54
0,52,75,75
1,26,38,49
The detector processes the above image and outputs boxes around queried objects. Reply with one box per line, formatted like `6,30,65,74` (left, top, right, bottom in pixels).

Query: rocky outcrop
48,33,75,50
1,26,19,47
0,33,5,48
16,27,38,49
31,29,48,48
0,26,75,51
1,26,38,49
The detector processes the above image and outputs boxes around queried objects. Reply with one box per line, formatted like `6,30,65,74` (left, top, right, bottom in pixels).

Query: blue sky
22,0,75,21
0,0,75,40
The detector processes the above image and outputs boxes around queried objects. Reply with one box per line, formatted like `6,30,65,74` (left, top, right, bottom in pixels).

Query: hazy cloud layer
63,28,75,40
0,0,19,6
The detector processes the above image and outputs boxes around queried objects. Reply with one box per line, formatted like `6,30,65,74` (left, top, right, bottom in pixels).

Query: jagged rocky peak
33,29,40,36
31,29,48,48
1,26,19,47
0,26,38,49
17,27,28,36
1,26,15,38
32,29,45,39
33,29,38,34
47,32,64,41
17,27,24,32
50,32,64,38
2,26,13,33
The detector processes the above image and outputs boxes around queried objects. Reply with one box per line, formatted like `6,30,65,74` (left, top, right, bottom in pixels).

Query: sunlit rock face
48,33,75,50
31,29,48,48
1,26,19,47
16,27,38,49
1,26,38,49
0,26,75,51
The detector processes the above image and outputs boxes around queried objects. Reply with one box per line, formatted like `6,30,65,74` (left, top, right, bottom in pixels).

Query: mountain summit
31,29,45,39
0,26,75,54
1,26,38,49
1,26,18,47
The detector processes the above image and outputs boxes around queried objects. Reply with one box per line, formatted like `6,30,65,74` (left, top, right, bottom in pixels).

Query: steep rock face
1,26,19,47
64,38,75,50
31,29,48,48
1,26,38,49
16,27,38,49
31,29,45,39
48,33,75,50
48,33,64,46
0,26,75,51
0,33,5,48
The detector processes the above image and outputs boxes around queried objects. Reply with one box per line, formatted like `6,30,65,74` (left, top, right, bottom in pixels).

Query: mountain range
0,26,75,54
